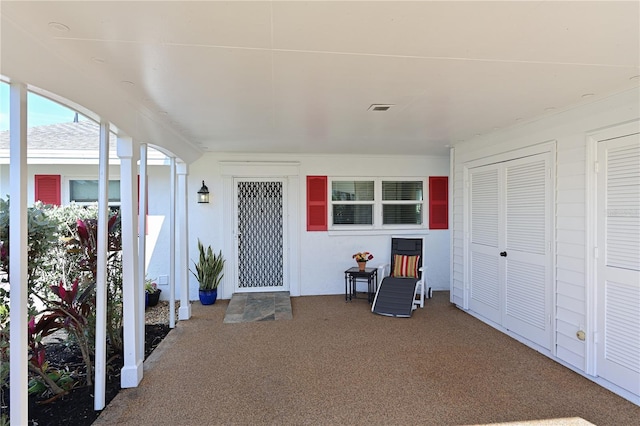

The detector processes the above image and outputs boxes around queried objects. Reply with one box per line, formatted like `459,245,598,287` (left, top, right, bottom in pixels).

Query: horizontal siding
557,202,586,218
557,320,586,355
557,215,585,230
557,279,585,302
556,255,585,273
557,229,585,245
556,346,585,371
557,306,585,325
451,164,464,306
557,242,584,257
557,146,586,164
557,293,586,314
556,189,585,204
556,173,586,190
556,141,588,372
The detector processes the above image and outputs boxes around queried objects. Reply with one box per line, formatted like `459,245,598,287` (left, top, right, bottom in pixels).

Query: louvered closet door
468,152,552,349
469,165,502,324
503,154,551,349
596,133,640,396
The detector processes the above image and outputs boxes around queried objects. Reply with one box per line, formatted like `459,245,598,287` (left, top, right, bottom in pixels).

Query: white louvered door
596,133,640,396
468,152,552,350
469,165,502,324
503,155,551,349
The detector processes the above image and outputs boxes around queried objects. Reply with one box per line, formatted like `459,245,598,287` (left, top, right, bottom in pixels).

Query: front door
596,132,640,396
235,179,288,292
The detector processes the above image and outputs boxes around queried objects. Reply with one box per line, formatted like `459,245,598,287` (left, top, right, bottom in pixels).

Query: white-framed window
65,177,121,206
329,178,425,229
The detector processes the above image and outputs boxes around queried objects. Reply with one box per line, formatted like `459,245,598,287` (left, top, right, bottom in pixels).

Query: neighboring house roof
0,119,115,150
0,120,167,165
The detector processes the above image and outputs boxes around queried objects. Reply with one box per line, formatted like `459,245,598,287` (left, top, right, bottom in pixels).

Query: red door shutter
429,176,448,229
34,175,61,206
307,176,328,231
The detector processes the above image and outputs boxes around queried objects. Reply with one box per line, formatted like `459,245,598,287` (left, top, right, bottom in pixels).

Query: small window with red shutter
34,175,61,206
429,176,448,229
307,176,327,231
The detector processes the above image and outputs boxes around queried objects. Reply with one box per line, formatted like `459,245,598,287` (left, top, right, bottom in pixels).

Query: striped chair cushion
392,254,420,278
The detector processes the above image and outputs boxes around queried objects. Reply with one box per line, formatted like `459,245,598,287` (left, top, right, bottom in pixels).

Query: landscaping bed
11,302,174,425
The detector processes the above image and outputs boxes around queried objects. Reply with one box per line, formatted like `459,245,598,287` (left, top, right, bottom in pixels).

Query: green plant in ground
40,279,94,386
190,239,225,290
27,316,68,396
0,199,61,309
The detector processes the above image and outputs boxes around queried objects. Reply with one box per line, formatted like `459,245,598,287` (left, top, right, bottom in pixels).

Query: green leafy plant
145,278,158,293
37,279,94,386
190,239,224,291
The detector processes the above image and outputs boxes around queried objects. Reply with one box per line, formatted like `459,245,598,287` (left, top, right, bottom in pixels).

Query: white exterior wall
451,88,639,400
188,153,450,299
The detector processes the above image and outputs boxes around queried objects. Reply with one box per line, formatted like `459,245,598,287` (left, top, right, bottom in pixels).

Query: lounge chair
371,237,430,317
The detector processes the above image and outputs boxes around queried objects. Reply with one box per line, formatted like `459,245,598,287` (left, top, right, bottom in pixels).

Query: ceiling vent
368,104,394,112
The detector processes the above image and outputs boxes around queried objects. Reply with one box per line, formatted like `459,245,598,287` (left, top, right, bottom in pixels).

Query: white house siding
451,88,640,403
188,153,450,300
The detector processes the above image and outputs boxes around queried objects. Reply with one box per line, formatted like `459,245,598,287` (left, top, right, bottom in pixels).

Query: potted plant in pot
190,239,225,305
145,278,161,308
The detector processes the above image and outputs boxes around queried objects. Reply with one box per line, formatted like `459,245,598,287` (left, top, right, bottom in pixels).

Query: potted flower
145,278,161,307
190,239,225,305
352,251,374,271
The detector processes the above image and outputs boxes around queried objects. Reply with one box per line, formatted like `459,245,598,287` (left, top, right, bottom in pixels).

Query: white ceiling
2,1,639,160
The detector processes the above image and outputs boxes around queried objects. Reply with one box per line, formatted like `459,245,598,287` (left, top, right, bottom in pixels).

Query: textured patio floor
95,292,640,425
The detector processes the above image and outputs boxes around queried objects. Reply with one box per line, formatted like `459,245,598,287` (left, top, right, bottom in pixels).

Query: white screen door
235,179,288,292
596,133,640,395
468,151,552,350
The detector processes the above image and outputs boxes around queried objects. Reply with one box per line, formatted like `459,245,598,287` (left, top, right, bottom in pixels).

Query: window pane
382,181,423,201
383,204,422,225
70,180,121,202
332,181,374,201
333,204,373,225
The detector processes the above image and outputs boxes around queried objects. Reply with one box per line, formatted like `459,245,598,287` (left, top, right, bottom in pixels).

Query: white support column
9,81,28,426
138,143,148,358
118,136,143,388
177,163,191,320
169,157,176,328
94,121,110,410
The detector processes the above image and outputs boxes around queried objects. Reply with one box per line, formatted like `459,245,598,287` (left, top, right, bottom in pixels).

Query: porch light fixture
197,180,210,203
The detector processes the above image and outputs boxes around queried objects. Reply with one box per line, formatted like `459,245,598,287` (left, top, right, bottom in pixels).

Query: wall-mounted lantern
197,180,210,203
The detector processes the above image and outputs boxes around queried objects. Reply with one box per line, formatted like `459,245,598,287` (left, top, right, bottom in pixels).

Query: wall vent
368,104,394,112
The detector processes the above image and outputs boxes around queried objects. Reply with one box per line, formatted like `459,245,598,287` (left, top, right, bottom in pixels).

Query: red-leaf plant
37,279,95,386
74,215,121,277
28,316,67,395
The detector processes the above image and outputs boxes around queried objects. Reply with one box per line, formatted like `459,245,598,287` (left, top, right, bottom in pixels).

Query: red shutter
34,175,61,206
429,176,448,229
307,176,328,231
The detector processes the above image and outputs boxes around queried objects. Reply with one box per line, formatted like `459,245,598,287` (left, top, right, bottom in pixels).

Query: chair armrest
376,263,390,279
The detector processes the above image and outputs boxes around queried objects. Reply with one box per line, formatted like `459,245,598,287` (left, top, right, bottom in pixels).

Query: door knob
500,251,507,257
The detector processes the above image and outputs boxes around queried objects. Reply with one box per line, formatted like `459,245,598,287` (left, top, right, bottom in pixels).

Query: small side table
344,267,378,303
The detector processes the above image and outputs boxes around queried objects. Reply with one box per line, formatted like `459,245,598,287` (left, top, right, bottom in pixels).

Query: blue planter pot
199,289,218,305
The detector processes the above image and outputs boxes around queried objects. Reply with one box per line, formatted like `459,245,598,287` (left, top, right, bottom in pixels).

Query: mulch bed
7,323,170,425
